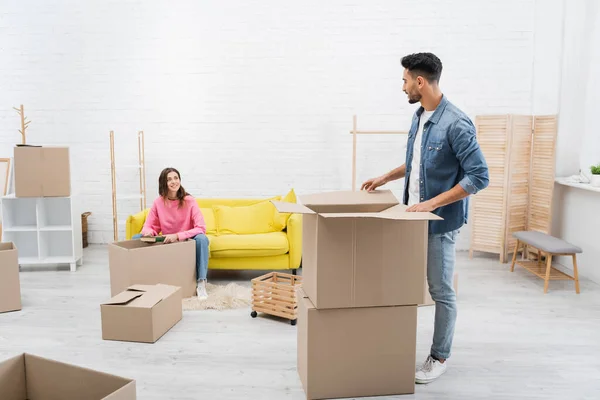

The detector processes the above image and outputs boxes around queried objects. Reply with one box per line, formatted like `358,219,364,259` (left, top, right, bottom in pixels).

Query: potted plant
591,163,600,187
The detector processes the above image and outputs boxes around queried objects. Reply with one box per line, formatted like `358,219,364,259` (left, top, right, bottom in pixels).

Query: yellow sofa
125,190,302,273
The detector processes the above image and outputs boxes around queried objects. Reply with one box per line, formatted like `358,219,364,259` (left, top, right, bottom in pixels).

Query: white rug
182,282,252,311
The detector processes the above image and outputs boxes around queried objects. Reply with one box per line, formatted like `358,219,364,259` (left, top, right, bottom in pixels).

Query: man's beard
407,92,421,104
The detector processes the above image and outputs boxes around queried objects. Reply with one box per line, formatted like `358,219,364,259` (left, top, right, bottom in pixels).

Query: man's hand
406,199,437,213
163,234,179,244
361,176,387,192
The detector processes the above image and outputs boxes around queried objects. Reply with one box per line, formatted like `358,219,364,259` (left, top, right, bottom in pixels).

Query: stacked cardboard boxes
273,190,440,399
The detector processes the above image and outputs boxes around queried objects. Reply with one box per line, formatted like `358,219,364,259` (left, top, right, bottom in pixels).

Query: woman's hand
163,234,179,244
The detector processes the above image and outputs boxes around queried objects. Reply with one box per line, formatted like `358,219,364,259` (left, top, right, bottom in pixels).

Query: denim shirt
403,95,489,234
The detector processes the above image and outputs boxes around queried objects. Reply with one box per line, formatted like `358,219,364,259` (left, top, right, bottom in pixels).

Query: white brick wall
0,0,538,245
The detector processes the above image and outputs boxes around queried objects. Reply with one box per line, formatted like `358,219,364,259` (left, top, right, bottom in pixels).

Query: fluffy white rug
182,282,252,311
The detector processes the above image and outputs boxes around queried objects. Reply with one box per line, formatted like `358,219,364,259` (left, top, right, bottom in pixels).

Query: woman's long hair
158,167,189,208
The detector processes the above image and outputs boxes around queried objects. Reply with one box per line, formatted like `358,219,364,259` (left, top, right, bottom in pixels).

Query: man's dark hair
401,52,442,83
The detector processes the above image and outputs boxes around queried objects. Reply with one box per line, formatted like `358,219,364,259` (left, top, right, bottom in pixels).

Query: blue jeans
132,233,210,282
427,229,458,360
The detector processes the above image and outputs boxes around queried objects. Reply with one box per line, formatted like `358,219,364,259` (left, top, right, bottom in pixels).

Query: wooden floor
1,245,600,400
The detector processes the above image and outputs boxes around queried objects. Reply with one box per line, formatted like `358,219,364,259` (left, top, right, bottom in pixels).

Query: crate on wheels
251,272,302,325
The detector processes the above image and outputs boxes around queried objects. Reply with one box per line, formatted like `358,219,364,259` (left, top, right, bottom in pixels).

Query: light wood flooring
1,245,599,399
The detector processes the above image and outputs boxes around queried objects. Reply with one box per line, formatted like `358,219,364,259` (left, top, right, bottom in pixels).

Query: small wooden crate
251,272,302,325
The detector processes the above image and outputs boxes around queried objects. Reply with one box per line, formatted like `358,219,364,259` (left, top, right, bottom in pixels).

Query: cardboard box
421,272,459,307
0,242,21,314
101,284,183,343
272,190,441,309
108,239,196,298
0,353,136,399
297,289,417,399
14,145,71,197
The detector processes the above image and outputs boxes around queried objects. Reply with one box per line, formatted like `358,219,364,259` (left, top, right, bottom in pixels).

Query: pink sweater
141,195,206,241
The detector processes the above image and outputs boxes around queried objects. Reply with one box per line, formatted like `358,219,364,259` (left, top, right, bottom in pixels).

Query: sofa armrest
286,213,302,270
126,209,149,240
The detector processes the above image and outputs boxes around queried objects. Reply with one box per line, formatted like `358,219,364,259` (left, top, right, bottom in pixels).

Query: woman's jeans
132,233,210,282
427,229,459,361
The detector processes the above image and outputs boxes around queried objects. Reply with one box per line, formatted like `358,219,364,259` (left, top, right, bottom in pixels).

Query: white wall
551,0,600,284
0,0,539,243
555,0,596,177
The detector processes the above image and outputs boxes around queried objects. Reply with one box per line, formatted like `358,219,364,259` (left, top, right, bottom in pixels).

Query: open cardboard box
0,242,21,314
108,239,196,298
272,189,441,309
101,284,183,344
0,353,136,399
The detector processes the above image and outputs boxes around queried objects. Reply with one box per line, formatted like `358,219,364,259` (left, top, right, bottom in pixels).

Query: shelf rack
1,194,83,271
110,130,147,242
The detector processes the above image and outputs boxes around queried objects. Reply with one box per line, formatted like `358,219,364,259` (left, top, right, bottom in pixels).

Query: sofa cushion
200,208,217,234
273,188,297,231
196,196,280,209
208,232,289,258
213,200,279,235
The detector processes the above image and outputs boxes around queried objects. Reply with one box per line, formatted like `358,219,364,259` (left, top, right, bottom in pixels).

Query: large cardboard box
0,242,21,314
14,145,71,197
272,189,441,309
109,239,196,298
297,289,417,399
421,272,459,307
101,284,183,343
0,353,136,399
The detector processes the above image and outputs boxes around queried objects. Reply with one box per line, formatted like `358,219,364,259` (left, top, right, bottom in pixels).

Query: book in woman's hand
140,236,165,243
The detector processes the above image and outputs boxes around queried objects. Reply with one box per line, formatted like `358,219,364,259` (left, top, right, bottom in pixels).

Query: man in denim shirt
362,53,489,384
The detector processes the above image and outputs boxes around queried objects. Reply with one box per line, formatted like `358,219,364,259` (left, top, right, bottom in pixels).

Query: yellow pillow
213,200,278,235
196,196,281,209
200,208,217,234
273,188,297,231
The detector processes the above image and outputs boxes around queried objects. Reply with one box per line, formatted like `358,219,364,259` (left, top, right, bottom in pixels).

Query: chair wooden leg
543,254,553,294
537,249,542,266
572,254,580,294
510,240,520,272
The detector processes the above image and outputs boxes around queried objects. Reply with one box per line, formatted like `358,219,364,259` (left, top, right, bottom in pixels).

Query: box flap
102,291,145,306
0,354,26,400
319,211,442,221
130,291,165,308
102,284,167,308
0,242,16,251
376,211,443,221
299,189,399,213
270,201,315,214
300,189,398,206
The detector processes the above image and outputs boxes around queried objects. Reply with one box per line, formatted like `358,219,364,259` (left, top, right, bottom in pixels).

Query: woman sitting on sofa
132,167,210,300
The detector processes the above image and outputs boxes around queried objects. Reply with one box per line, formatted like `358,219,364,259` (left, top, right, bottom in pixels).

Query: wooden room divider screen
469,114,558,263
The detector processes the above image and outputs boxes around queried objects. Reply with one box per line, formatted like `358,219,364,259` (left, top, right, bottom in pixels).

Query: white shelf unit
1,195,83,271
